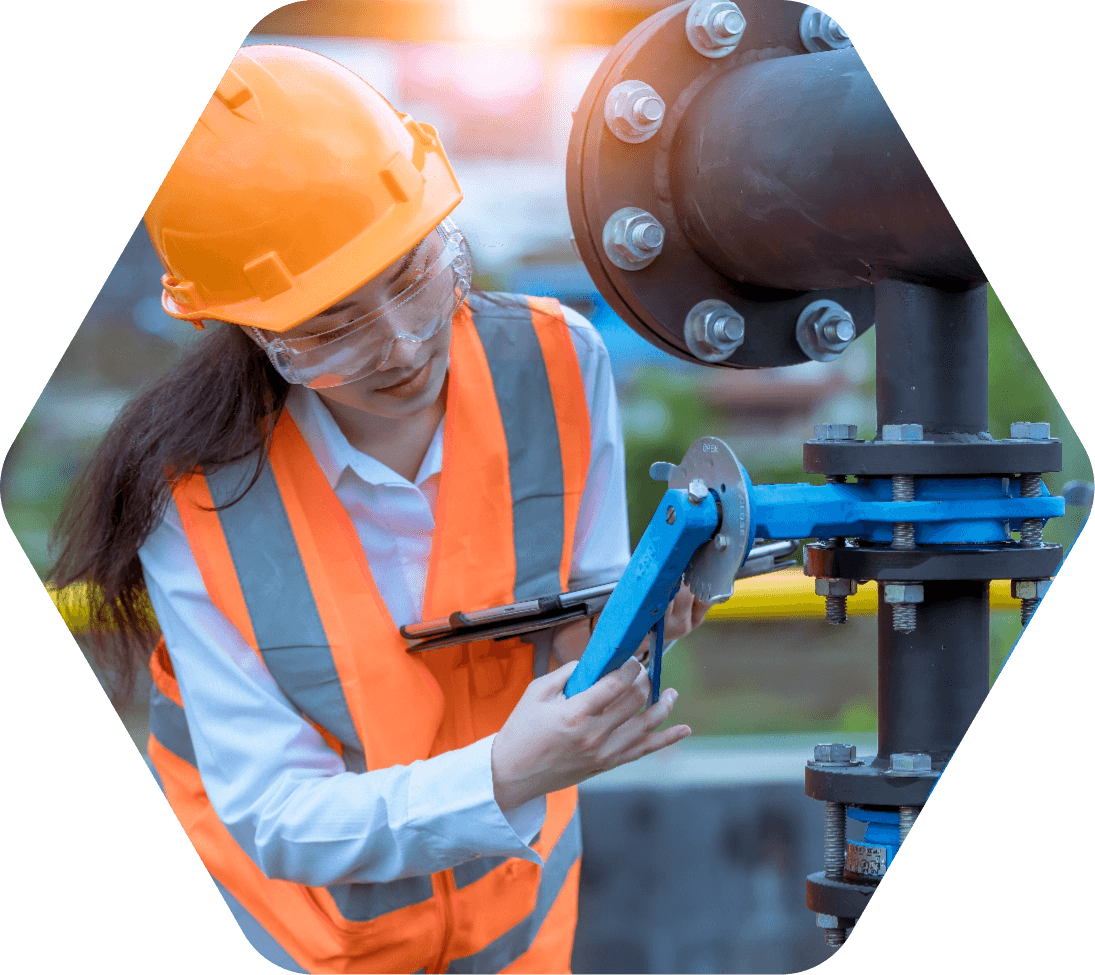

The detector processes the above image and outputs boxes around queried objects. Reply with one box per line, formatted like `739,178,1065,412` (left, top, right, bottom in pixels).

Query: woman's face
278,231,455,419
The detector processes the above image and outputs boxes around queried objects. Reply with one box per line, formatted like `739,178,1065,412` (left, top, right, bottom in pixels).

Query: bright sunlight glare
459,0,552,43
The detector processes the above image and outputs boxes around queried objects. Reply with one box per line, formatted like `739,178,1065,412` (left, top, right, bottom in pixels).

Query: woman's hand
491,657,690,811
549,584,713,667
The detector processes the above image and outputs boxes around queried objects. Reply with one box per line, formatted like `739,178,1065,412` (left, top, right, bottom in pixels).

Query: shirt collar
285,385,444,489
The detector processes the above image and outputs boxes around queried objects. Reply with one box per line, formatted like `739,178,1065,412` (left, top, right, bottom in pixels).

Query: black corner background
12,1,1081,972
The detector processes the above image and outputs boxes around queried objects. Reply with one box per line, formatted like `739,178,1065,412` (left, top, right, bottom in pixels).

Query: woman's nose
382,333,421,369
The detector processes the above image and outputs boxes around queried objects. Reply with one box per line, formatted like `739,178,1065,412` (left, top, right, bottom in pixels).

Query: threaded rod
892,474,915,549
823,802,846,880
1020,473,1043,548
892,602,917,633
899,806,919,844
825,595,848,625
1020,599,1038,627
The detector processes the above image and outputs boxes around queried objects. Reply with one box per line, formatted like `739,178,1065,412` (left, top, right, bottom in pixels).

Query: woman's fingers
592,687,689,770
592,663,651,728
566,656,644,715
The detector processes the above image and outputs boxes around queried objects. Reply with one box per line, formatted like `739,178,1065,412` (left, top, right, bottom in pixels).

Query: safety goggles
248,220,472,388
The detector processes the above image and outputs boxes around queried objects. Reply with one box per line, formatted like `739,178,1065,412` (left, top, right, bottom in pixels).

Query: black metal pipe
875,281,990,438
669,48,984,292
875,581,991,765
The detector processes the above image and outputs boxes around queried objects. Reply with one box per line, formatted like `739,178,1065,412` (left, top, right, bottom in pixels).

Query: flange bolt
604,80,666,144
1011,578,1051,627
815,577,857,625
884,582,923,633
816,913,850,948
686,1,747,58
799,7,852,52
796,300,856,362
888,752,932,775
684,298,745,362
602,207,665,271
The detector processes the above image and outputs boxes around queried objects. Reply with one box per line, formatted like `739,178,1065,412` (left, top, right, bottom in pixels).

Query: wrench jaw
672,437,755,603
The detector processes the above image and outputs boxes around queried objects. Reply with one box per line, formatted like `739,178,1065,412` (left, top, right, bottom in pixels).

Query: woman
51,45,707,973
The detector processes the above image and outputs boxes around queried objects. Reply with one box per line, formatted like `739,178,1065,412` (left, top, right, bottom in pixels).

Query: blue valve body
844,807,902,882
747,476,1062,545
565,446,1063,700
564,488,720,698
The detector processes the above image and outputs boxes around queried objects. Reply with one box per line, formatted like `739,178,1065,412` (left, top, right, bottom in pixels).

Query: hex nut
604,80,666,144
602,207,666,271
1012,579,1051,600
686,0,747,58
799,6,853,53
816,914,845,930
889,752,932,774
882,424,924,442
814,423,858,442
796,300,856,362
1010,421,1052,441
813,743,856,764
684,298,745,362
688,478,710,503
815,578,858,597
884,583,924,604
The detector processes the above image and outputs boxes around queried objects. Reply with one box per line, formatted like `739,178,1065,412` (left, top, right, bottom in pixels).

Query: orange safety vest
146,294,593,974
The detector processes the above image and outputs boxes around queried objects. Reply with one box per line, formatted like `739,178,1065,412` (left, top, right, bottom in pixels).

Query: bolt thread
824,929,847,948
892,522,916,549
1020,598,1038,626
892,602,917,633
1020,473,1043,547
823,803,846,880
825,475,846,485
825,595,848,626
892,475,915,550
892,474,915,502
899,806,919,844
1020,519,1043,547
1020,473,1041,498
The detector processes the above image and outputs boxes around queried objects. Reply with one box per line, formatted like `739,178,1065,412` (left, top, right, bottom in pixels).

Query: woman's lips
373,360,432,397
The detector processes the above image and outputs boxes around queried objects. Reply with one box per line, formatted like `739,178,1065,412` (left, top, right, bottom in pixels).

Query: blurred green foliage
619,368,723,546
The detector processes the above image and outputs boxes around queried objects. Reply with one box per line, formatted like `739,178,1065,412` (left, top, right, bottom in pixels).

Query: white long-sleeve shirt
138,306,630,888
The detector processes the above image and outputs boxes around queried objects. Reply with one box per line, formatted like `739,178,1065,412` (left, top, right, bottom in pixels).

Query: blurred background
1,2,1091,972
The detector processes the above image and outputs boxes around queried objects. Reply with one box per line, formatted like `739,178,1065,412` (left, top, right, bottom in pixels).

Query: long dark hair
49,323,289,705
50,286,529,705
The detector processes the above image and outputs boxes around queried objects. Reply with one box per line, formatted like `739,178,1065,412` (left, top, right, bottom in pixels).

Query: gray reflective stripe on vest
148,676,425,923
205,458,365,763
149,682,197,767
446,804,583,974
469,294,566,600
452,854,510,890
328,875,435,922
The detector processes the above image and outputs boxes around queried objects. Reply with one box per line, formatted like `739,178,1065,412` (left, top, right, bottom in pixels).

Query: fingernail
665,689,678,706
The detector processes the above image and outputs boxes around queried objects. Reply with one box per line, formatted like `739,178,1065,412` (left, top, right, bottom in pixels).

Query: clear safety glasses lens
249,220,472,388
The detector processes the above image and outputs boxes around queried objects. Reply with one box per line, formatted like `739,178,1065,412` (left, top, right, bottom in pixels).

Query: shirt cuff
406,734,545,866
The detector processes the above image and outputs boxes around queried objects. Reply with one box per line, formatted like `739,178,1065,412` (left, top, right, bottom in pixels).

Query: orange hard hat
144,45,463,332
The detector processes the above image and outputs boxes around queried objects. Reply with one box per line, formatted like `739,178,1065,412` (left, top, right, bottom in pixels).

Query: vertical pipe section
874,281,990,438
876,581,991,765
